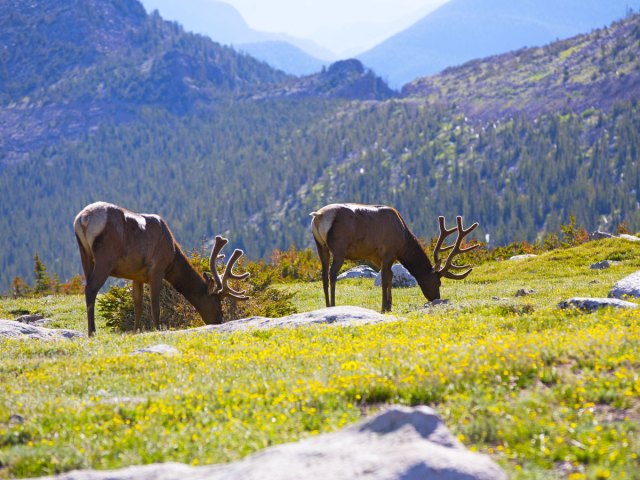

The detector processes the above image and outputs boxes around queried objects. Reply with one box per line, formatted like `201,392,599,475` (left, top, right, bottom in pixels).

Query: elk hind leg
132,281,144,332
84,263,113,336
329,254,345,307
314,239,331,307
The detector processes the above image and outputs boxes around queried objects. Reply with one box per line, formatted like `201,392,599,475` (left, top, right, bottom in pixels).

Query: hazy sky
221,0,451,55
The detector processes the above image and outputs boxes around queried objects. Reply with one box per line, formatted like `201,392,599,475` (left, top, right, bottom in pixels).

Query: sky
219,0,451,56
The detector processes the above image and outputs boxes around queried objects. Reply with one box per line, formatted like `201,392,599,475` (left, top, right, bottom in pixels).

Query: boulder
618,234,640,242
31,406,506,480
515,289,535,297
558,297,637,312
0,320,84,340
609,271,640,299
508,254,537,261
187,306,395,334
374,264,417,288
337,265,378,280
590,230,616,240
590,260,612,270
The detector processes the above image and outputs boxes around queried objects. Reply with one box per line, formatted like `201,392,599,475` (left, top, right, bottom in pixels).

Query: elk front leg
132,281,144,332
380,261,393,313
149,276,163,330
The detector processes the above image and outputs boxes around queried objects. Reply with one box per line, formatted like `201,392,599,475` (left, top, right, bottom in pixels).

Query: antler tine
209,236,229,292
433,216,458,268
219,249,250,300
437,216,480,279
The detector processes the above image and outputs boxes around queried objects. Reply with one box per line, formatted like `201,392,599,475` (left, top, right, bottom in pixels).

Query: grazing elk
74,202,249,336
310,203,479,312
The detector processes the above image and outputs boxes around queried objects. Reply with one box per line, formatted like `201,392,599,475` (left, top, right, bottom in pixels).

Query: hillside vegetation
0,240,639,479
0,0,639,292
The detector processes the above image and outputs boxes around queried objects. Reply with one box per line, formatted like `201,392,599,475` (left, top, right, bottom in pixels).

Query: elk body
74,202,249,336
310,203,478,312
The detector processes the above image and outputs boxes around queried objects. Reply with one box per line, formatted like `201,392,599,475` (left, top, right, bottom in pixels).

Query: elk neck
164,248,215,316
396,232,434,280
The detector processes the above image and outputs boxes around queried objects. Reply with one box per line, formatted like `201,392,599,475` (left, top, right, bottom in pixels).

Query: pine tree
33,252,50,295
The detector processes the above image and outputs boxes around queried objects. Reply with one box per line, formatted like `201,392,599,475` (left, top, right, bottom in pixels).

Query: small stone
9,414,25,425
508,254,537,261
133,344,180,356
515,289,535,297
590,260,611,270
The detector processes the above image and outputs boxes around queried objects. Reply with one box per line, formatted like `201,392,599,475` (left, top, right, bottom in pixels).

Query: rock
337,265,378,280
508,254,537,261
515,289,535,297
15,314,51,326
609,271,640,299
374,264,417,288
558,297,637,312
188,306,395,334
590,230,616,240
132,344,180,356
618,234,640,242
590,260,612,270
0,320,84,340
32,406,506,480
423,299,450,308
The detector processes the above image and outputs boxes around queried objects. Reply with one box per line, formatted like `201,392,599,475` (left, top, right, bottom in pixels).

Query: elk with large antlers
74,202,249,336
310,203,478,312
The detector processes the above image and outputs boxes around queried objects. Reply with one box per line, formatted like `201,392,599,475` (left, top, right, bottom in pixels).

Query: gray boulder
186,306,395,334
619,234,640,242
31,406,506,480
0,320,84,340
590,260,612,270
337,265,378,280
609,271,640,299
15,314,52,326
374,264,417,288
558,297,637,312
590,230,616,240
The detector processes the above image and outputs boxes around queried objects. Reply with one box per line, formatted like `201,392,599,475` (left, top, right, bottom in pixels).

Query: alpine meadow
1,0,640,479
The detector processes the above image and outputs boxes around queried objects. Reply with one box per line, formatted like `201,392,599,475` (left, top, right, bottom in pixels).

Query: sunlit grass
0,239,639,479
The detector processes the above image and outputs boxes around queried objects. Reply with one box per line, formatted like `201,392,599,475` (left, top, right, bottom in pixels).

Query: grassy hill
1,3,640,291
0,239,639,479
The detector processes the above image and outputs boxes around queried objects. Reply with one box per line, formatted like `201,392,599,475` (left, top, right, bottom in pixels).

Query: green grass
1,239,639,479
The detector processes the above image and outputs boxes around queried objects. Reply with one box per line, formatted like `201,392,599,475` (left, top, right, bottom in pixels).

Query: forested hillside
1,1,639,291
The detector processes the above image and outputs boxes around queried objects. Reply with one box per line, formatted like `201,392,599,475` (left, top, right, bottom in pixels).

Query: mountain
403,14,640,121
0,3,639,292
139,0,332,75
358,0,640,88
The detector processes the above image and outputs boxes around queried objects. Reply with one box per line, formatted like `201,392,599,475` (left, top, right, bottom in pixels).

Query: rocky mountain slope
358,0,640,88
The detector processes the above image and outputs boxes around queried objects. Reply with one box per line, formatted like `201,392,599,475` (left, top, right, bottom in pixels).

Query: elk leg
380,262,393,312
132,281,144,332
329,254,345,307
149,276,163,330
314,239,331,307
84,263,112,337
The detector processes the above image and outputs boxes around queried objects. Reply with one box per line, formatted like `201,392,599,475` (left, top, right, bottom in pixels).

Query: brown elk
74,202,249,336
310,203,479,312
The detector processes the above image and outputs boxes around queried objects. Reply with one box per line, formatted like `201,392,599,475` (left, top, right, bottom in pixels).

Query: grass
0,239,639,479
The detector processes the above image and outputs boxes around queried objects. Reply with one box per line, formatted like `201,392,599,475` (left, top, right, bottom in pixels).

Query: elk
74,202,249,336
310,203,479,312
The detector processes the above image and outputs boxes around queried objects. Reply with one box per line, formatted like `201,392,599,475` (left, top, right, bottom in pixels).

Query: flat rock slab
0,320,84,340
31,406,506,480
508,254,537,261
609,271,640,299
132,344,180,356
188,306,396,334
558,297,638,312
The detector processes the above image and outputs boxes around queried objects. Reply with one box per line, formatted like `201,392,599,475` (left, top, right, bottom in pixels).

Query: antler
207,236,250,300
433,216,479,280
